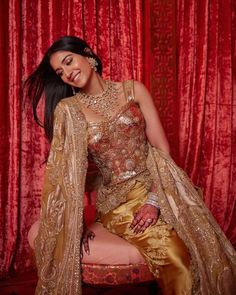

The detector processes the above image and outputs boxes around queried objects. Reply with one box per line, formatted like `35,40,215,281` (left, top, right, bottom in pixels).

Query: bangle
145,192,160,210
147,192,158,201
148,192,158,202
145,199,160,210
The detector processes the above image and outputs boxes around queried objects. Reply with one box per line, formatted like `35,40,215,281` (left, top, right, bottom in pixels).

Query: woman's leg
100,182,192,295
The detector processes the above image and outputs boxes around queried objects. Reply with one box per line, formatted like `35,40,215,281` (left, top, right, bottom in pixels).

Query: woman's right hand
81,226,95,257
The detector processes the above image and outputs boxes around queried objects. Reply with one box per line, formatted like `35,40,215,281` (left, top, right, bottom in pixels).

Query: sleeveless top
87,80,152,214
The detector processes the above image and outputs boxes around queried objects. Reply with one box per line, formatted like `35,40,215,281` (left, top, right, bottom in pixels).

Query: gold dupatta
147,147,236,294
34,94,236,294
34,97,88,295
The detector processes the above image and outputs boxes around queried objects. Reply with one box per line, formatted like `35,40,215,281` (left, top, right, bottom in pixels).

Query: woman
25,36,236,295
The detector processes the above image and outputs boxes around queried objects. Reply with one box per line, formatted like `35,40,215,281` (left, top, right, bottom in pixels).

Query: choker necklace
76,80,119,119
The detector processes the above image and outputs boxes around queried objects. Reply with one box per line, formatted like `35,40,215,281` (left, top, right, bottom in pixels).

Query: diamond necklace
76,80,119,120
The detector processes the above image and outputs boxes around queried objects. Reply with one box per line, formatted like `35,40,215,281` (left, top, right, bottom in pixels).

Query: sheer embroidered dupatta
147,147,236,294
34,97,88,295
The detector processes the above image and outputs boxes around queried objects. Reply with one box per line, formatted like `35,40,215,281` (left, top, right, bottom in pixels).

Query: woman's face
50,50,93,88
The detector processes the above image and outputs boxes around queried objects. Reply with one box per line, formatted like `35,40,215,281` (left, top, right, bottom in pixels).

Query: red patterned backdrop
148,0,236,247
0,0,235,278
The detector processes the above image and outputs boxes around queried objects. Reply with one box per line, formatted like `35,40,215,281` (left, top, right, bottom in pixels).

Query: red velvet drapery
0,0,236,279
148,0,236,246
176,0,236,242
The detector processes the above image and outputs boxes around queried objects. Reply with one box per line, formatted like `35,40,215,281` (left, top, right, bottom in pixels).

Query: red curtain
148,0,236,247
176,0,236,244
0,0,22,278
0,0,236,279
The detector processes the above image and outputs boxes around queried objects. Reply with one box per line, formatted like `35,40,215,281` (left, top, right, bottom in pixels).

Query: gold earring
87,57,98,72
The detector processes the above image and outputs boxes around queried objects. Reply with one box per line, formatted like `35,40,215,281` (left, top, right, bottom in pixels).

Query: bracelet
145,192,160,210
145,199,160,210
147,192,158,201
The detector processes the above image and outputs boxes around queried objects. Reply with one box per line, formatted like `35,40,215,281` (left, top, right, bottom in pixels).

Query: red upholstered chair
28,218,155,287
28,167,156,292
82,222,155,285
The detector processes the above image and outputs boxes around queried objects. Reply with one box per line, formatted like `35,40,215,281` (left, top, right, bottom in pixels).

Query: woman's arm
129,81,169,234
133,81,170,154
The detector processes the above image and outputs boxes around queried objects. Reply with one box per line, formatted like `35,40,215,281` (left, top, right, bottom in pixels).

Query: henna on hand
130,204,160,234
81,227,95,256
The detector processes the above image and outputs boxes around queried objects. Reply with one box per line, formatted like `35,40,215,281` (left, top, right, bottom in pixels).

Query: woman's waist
96,169,153,215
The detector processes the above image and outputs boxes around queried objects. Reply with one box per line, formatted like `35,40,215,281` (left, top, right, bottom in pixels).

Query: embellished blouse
87,81,152,214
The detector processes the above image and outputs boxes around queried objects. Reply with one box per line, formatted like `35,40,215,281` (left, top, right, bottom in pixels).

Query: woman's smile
50,50,92,88
72,71,81,82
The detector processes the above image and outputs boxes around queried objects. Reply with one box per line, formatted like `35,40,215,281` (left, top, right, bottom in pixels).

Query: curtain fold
176,0,236,245
148,0,236,247
0,0,22,277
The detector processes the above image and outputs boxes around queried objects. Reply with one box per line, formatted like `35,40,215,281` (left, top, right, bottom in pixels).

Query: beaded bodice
85,80,152,214
87,101,149,187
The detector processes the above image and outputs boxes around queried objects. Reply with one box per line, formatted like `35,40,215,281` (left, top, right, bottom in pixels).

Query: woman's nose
64,68,72,80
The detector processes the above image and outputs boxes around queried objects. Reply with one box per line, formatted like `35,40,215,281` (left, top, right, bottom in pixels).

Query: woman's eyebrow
61,54,72,64
55,54,72,72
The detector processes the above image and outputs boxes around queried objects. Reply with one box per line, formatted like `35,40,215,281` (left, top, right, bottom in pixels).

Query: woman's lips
73,71,81,82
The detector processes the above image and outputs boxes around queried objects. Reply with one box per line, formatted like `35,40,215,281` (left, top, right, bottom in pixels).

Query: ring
146,218,152,223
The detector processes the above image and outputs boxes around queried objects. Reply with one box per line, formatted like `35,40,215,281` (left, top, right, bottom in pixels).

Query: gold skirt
100,181,192,295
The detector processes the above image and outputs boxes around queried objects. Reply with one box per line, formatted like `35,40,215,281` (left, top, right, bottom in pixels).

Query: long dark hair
24,36,102,141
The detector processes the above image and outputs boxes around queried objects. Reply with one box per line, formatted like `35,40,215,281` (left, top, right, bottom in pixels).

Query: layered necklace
76,80,119,120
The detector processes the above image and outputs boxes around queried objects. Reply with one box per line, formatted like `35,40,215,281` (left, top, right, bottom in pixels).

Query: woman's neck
81,72,107,96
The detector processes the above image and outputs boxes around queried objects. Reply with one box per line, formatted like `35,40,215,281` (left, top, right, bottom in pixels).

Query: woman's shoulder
121,80,149,103
133,80,148,93
54,96,83,116
121,80,147,92
56,95,82,109
58,95,77,107
114,80,148,103
110,79,145,91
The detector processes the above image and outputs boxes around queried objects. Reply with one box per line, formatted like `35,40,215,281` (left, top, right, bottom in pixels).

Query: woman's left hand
130,204,160,234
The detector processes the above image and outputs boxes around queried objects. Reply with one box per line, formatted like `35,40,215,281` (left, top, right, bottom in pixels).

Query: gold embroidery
34,82,236,295
147,147,236,294
87,81,152,214
97,170,152,214
35,99,88,295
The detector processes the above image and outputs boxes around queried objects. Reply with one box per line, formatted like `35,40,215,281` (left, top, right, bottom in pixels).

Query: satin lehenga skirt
99,181,192,295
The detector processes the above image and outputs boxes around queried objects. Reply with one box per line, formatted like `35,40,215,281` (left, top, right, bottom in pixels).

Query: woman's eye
66,58,72,65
